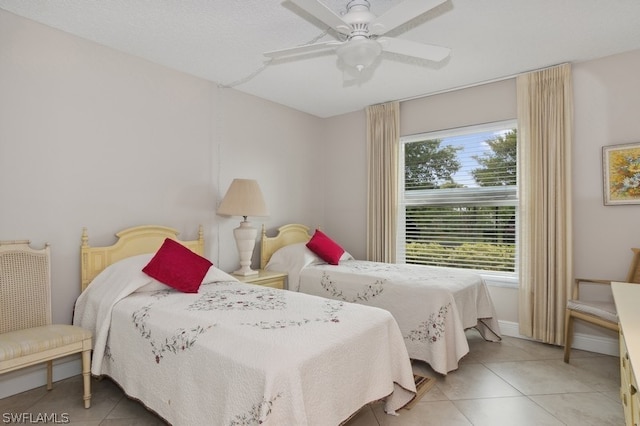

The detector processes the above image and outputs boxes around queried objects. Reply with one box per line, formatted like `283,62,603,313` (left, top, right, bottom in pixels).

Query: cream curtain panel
366,101,399,262
517,64,573,345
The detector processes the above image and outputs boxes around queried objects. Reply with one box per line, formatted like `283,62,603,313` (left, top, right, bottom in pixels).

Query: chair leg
46,360,53,390
563,312,574,363
82,349,92,408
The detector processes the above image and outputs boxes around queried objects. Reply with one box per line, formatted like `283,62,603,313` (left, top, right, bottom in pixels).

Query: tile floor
0,330,624,425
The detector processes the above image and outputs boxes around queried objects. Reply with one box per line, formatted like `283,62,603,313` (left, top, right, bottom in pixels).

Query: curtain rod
388,62,570,105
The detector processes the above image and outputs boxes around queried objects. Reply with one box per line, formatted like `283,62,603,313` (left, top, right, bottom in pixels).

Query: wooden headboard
80,225,204,292
260,224,313,269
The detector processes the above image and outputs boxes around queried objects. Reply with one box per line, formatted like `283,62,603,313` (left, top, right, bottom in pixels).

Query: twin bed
261,224,502,375
73,225,416,426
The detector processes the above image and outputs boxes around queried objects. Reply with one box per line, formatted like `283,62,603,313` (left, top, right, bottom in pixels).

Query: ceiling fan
264,0,451,73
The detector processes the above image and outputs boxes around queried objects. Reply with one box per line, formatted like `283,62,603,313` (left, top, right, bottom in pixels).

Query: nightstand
234,270,287,290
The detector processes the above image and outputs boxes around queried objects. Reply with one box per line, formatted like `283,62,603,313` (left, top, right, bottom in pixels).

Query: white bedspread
293,260,501,375
74,260,416,425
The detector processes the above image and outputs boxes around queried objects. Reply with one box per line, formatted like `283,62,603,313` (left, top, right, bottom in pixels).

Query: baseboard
0,356,82,400
497,320,619,357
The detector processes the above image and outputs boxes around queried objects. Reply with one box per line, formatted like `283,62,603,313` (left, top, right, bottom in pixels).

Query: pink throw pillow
142,238,212,293
306,229,345,265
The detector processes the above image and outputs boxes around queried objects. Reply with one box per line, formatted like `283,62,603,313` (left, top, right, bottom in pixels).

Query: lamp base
232,219,259,277
232,267,259,276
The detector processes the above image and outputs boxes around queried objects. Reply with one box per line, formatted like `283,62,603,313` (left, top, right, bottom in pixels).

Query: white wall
321,110,367,259
569,49,640,341
572,50,640,279
400,79,517,136
0,10,213,325
0,9,324,318
212,86,325,269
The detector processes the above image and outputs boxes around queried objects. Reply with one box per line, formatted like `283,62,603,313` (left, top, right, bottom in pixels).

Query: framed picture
603,142,640,205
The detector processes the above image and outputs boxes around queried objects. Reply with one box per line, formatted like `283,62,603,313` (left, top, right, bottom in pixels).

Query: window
397,120,518,278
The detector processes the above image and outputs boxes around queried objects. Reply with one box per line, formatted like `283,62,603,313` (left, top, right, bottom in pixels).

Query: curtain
517,64,573,345
366,101,399,263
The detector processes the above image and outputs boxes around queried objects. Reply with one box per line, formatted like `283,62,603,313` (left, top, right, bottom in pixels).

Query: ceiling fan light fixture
336,38,382,72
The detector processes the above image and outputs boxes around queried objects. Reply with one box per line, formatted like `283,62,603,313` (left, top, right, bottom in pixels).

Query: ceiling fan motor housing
343,0,376,38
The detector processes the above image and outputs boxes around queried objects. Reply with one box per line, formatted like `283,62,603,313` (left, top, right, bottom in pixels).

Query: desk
612,282,640,426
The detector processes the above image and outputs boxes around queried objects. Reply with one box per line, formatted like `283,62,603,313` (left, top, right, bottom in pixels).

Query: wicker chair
564,248,640,363
0,240,92,408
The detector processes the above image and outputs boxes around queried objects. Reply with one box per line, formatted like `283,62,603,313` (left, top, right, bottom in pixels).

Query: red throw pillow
142,238,212,293
306,229,345,265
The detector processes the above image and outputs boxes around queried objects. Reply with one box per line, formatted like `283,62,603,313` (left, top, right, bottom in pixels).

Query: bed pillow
137,264,238,292
135,278,171,292
142,238,212,293
202,265,239,284
306,229,345,265
265,242,354,274
265,242,324,273
85,253,155,293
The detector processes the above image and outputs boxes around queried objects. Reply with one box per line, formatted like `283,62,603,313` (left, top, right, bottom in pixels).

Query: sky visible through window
440,130,510,188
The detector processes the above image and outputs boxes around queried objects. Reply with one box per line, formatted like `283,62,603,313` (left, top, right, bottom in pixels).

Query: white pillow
265,242,353,292
135,278,171,292
265,243,322,274
136,263,237,292
265,242,353,275
96,253,155,293
202,265,239,284
83,253,154,293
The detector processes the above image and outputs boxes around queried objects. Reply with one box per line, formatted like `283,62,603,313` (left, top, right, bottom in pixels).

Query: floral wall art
603,142,640,205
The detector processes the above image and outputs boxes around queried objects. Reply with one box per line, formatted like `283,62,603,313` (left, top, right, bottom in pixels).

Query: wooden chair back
0,241,51,334
564,247,640,363
625,248,640,283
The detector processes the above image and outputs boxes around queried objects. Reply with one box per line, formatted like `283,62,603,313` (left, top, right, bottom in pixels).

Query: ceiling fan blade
288,0,352,35
264,40,344,59
378,37,450,62
369,0,447,35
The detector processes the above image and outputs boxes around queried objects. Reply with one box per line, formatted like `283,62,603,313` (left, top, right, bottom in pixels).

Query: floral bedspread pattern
131,291,215,364
75,271,416,426
296,260,502,375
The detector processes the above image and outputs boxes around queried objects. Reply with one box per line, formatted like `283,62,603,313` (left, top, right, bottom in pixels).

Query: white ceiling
2,0,640,118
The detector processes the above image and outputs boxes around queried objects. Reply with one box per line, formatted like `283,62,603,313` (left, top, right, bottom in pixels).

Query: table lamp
217,179,268,276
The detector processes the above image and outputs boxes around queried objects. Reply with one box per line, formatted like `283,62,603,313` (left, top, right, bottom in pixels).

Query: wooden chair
564,248,640,363
0,240,92,408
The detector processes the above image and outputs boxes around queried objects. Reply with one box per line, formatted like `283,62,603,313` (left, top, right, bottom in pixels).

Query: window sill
481,273,518,289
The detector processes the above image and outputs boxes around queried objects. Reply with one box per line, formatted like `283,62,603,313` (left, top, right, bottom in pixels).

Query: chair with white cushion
0,240,92,408
564,247,640,363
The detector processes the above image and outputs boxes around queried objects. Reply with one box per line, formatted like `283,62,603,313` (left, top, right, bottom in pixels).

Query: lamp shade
217,179,268,218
